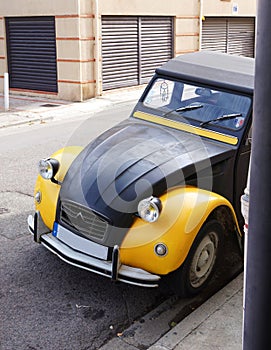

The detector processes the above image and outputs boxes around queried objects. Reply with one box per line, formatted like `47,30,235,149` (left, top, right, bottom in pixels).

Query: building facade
0,0,256,101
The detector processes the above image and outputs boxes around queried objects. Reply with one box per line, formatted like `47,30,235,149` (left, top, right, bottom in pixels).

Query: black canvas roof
156,51,255,95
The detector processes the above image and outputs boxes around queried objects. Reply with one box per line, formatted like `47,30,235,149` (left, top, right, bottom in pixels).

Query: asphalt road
0,104,243,350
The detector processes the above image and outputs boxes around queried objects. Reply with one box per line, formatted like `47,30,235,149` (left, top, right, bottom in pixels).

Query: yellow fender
120,186,240,275
34,146,83,230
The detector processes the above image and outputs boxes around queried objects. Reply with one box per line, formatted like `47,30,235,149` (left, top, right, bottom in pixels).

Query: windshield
143,78,252,131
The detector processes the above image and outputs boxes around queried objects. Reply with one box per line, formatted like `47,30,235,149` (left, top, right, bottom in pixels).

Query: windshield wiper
162,103,203,118
200,113,242,127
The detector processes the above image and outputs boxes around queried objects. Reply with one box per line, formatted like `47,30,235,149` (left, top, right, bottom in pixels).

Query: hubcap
189,231,218,288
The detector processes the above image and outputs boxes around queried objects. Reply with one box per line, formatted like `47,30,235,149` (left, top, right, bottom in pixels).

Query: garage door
102,16,173,90
5,16,58,92
201,17,255,58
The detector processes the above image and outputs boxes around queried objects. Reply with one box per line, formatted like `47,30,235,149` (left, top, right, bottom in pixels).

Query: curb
0,115,54,129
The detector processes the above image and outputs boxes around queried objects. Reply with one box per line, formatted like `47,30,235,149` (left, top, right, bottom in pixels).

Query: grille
60,201,108,242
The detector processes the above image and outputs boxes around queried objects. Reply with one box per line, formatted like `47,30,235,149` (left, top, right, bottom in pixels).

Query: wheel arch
121,186,241,275
208,204,241,237
207,204,243,253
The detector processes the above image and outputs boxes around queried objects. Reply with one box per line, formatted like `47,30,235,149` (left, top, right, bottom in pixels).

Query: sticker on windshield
234,117,245,128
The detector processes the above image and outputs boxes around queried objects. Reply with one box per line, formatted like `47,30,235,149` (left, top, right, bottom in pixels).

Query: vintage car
28,51,254,297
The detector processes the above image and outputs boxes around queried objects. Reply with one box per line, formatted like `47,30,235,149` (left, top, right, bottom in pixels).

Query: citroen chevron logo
76,212,84,220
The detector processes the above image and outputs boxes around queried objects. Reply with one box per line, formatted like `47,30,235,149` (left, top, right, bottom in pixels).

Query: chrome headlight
137,196,162,223
38,158,59,180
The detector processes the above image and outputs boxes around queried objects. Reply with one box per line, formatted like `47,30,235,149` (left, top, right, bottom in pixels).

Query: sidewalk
149,274,243,350
0,90,244,350
0,86,144,129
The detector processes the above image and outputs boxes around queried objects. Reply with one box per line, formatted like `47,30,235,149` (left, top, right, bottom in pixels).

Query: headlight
38,158,59,180
137,196,162,223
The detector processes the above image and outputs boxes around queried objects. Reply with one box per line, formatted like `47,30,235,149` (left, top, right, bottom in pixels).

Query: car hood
58,118,234,228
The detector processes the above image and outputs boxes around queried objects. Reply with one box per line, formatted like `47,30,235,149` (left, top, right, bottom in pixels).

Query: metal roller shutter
140,17,173,83
202,17,255,58
102,16,173,90
228,18,255,57
201,18,227,53
5,16,58,92
101,17,138,90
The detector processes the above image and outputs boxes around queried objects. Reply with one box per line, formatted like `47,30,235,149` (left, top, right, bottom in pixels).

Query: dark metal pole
243,0,271,349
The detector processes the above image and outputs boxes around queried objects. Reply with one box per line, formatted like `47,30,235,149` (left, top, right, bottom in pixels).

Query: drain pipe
242,0,271,348
4,72,9,111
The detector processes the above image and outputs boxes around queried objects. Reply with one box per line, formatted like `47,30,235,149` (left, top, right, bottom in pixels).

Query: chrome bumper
28,213,160,288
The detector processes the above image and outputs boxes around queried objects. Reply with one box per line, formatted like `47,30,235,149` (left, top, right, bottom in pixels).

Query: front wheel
168,220,224,297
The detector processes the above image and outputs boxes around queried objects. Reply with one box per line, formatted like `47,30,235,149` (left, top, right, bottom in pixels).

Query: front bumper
28,212,160,288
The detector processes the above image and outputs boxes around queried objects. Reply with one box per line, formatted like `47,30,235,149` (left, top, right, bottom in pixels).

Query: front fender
120,186,239,275
34,146,83,230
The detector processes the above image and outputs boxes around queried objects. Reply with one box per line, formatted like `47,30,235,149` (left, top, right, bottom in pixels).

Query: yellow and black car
28,51,253,297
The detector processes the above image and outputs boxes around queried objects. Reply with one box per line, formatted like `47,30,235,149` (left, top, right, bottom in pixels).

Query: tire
168,220,224,297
